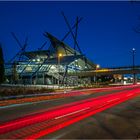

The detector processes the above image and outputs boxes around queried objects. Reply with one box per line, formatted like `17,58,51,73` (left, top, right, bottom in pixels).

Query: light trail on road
0,86,140,139
0,84,138,108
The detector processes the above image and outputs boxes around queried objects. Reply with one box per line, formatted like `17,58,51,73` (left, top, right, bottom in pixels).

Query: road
0,85,140,139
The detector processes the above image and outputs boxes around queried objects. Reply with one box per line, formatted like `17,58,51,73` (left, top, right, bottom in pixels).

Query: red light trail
0,86,139,139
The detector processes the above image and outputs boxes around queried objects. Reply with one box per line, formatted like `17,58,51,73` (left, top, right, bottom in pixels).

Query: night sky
0,1,140,68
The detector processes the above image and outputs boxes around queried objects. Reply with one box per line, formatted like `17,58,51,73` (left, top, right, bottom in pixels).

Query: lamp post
58,53,62,87
95,64,100,85
132,48,136,85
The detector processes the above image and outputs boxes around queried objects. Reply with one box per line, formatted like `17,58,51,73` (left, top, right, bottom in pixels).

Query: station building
5,32,97,86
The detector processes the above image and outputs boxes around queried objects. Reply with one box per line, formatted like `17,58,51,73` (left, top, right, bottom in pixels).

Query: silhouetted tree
0,44,5,84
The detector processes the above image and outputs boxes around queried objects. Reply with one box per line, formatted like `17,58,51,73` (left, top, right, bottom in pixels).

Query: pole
96,64,100,85
58,54,62,88
132,48,136,84
58,56,60,88
95,69,97,85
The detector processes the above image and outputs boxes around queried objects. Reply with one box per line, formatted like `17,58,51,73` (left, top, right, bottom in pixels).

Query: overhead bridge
68,65,140,77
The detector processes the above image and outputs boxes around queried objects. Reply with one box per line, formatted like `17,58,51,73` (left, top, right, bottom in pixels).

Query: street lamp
95,64,100,85
58,53,62,87
96,64,100,69
132,48,136,84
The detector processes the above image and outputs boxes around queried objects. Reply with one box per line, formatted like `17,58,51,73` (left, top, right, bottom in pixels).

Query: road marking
127,93,134,97
107,98,119,103
54,107,90,120
52,131,70,140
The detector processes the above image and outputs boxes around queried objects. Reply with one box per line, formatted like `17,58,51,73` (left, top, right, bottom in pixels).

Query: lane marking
107,98,119,103
52,131,70,140
54,107,90,120
127,93,134,97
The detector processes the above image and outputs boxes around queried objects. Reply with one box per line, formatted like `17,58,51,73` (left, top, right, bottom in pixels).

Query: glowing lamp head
58,53,62,57
37,58,40,62
132,48,135,51
96,64,100,69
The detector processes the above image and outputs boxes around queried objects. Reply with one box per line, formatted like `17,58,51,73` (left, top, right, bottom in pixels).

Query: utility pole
95,64,100,85
132,48,136,84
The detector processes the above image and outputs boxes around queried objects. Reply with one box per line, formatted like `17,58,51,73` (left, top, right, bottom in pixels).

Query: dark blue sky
0,1,140,67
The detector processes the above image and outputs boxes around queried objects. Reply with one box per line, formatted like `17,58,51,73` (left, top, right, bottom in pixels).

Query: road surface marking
52,131,70,140
127,93,134,97
54,107,90,120
107,98,119,103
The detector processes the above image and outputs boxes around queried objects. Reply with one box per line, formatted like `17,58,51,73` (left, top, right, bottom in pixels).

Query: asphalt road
0,85,135,123
0,85,140,139
46,95,140,139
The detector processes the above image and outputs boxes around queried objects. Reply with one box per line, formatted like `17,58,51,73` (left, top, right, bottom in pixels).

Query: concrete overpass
68,66,140,77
